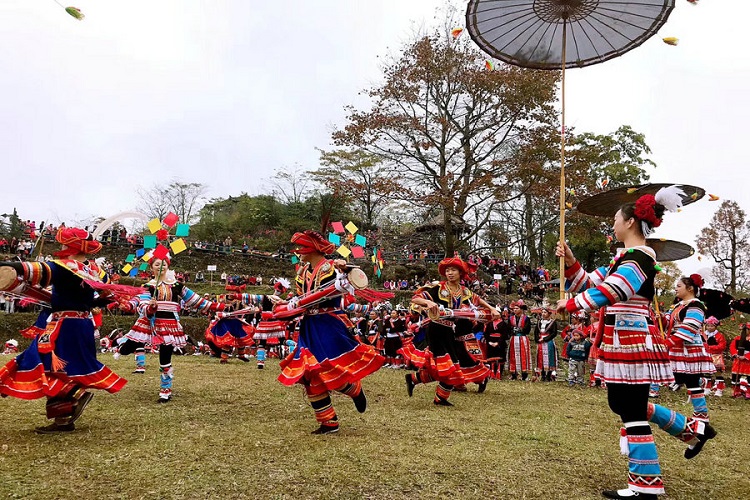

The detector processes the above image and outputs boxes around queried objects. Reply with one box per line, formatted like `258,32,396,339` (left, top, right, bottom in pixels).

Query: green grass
1,357,748,499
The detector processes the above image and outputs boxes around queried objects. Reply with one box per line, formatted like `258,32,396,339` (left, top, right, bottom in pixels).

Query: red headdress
290,230,335,255
437,257,468,278
634,194,662,228
688,273,704,289
704,316,720,326
54,226,102,258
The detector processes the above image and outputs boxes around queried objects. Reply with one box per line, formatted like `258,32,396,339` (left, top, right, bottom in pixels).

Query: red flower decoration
156,229,169,241
689,273,704,288
634,194,661,227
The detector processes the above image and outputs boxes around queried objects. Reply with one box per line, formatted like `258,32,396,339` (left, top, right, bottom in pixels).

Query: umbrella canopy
610,239,694,262
466,0,675,70
577,184,705,217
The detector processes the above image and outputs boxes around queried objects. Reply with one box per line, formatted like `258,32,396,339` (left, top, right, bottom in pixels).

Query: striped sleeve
672,302,705,344
566,259,647,313
181,287,224,313
564,261,608,294
237,293,264,306
22,262,53,288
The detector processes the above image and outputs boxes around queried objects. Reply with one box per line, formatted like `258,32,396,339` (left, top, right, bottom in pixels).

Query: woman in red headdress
405,257,499,406
276,230,384,434
117,253,229,402
555,186,716,499
0,227,127,433
656,274,715,421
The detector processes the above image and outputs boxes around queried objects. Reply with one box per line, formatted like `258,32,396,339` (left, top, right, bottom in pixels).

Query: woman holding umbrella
556,186,716,500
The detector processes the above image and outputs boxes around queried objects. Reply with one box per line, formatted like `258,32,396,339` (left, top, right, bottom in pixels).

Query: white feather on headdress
276,277,291,289
654,185,686,213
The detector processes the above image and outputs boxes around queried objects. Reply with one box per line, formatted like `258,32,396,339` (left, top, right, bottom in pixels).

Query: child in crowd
566,329,591,387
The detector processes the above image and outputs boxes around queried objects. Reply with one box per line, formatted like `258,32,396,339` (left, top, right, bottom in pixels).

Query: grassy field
0,356,748,500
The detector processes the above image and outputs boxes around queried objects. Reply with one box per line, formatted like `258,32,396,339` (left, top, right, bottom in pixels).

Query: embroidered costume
119,258,226,402
0,227,127,433
278,231,383,434
533,312,558,381
729,329,750,399
565,245,715,497
703,317,727,397
507,301,532,380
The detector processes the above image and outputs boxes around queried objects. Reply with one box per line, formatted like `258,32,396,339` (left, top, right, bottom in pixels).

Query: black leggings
674,372,701,387
607,383,649,423
119,339,174,365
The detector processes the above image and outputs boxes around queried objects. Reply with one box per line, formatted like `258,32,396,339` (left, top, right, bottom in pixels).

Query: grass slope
0,357,748,499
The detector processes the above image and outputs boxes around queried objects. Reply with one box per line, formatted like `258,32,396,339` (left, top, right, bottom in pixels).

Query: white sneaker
714,389,723,397
113,352,121,360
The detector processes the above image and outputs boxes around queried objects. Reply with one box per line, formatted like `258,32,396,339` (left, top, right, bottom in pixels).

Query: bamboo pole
559,21,568,300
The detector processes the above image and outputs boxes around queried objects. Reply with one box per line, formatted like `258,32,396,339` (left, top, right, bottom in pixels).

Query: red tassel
354,288,395,303
50,352,68,372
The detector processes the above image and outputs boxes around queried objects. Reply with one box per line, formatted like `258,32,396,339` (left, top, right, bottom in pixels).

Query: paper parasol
466,0,675,297
610,238,693,262
577,184,705,216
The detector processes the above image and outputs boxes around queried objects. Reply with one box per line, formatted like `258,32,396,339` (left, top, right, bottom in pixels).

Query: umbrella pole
559,21,567,300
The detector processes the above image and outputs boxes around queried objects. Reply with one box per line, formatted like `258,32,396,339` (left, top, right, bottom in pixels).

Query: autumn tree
311,149,403,230
332,30,559,256
270,164,313,205
696,200,750,294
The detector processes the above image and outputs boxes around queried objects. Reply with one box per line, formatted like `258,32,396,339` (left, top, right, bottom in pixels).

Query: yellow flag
345,221,359,234
147,218,162,234
170,238,187,255
336,245,352,258
142,252,153,262
122,264,133,273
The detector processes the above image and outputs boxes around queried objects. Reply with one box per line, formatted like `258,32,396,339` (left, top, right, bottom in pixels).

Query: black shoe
156,397,171,404
353,390,367,413
433,399,454,407
405,374,415,397
602,489,657,499
34,422,76,434
685,423,717,459
70,392,93,424
477,378,488,394
311,425,339,435
238,356,250,363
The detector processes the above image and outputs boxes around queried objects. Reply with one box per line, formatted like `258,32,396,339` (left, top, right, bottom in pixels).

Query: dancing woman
276,231,384,434
0,227,127,433
662,274,715,422
118,253,227,402
406,257,498,406
556,186,716,500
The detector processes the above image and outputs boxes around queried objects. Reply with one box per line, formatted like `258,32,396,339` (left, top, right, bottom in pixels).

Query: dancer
661,274,715,422
117,253,227,402
204,313,255,364
276,230,385,434
703,317,727,397
729,323,750,399
406,257,498,406
533,307,558,381
0,227,127,433
556,186,716,500
507,300,532,380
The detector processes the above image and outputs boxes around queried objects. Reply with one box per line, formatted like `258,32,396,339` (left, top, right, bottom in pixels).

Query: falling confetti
485,60,495,71
662,37,679,46
708,194,720,201
451,28,464,39
601,179,609,188
565,202,573,209
691,192,699,200
626,187,637,194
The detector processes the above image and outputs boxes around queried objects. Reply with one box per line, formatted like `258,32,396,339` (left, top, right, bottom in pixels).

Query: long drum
272,267,368,320
427,307,493,323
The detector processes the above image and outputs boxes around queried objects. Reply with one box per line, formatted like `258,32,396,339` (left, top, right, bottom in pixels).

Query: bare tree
269,164,312,205
696,199,750,294
137,181,207,224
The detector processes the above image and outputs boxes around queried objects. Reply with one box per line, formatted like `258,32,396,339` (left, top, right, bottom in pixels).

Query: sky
1,0,748,283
